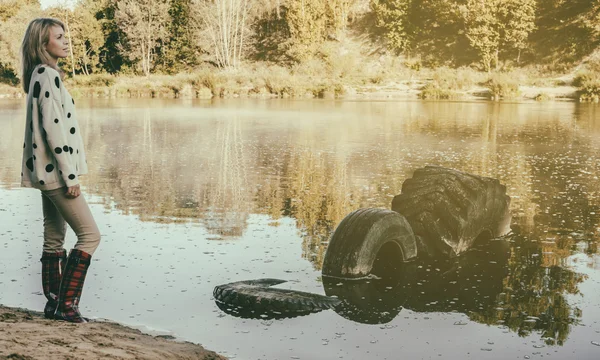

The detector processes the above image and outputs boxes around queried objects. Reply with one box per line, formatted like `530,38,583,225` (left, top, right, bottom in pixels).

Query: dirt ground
0,305,226,360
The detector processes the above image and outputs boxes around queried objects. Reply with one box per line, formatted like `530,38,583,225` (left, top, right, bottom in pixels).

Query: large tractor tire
392,165,511,258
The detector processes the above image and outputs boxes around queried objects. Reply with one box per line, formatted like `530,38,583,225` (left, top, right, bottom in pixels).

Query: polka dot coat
21,64,88,190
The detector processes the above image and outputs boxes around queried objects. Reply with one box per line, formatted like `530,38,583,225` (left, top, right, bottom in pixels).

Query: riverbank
0,305,226,360
0,67,591,102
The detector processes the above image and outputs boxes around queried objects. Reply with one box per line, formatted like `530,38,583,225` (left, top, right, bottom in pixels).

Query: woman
20,18,100,323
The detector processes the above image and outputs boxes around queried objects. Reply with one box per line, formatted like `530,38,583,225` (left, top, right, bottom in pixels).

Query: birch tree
191,0,251,68
115,0,170,76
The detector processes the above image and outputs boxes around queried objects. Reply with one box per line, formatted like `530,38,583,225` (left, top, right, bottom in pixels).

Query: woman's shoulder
31,64,61,82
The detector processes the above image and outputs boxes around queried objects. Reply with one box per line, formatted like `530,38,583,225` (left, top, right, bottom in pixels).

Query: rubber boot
54,249,92,323
40,250,67,319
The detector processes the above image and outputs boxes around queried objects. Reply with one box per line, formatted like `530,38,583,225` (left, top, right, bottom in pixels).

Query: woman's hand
66,184,81,198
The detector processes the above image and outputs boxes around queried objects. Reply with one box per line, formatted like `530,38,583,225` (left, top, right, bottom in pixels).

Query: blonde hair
20,18,65,93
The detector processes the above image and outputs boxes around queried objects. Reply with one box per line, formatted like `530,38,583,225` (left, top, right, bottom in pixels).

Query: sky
39,0,74,10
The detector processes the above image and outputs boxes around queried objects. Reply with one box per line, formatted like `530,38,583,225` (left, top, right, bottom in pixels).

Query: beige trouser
41,187,101,255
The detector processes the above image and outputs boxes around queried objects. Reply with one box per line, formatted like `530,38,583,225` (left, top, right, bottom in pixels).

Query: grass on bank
0,61,595,101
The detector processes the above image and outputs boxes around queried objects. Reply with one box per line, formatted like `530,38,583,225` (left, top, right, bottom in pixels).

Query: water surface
1,98,600,359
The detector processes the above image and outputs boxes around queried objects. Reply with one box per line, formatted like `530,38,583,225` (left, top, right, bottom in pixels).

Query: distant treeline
1,0,599,85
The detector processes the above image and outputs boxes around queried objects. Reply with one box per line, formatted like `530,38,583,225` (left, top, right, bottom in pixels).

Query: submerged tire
213,279,341,320
322,208,418,279
392,165,512,258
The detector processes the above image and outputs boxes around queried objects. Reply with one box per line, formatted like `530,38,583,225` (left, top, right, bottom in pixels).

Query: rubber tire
392,165,511,258
322,208,418,279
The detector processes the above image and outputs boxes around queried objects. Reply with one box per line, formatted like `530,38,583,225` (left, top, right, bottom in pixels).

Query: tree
191,0,251,68
284,0,328,61
325,0,356,36
46,3,104,76
370,0,414,55
115,0,171,76
460,0,502,72
499,0,536,64
158,0,199,73
0,0,42,84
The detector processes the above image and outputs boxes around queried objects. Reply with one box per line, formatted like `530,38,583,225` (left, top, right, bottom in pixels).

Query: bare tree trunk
238,0,248,67
495,48,499,71
64,12,76,77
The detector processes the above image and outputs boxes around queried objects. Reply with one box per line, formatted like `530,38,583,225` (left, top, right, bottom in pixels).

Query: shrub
419,83,462,100
534,93,551,101
574,71,600,102
485,73,520,99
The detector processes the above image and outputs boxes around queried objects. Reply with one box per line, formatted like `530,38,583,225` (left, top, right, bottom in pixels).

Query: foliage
459,0,536,72
115,0,171,75
370,0,413,55
284,0,328,62
158,0,199,73
500,0,536,63
45,3,104,76
485,72,521,99
574,70,600,102
0,0,598,88
418,67,482,99
0,0,42,82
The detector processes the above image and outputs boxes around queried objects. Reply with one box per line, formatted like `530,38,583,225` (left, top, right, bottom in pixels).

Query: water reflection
324,236,585,346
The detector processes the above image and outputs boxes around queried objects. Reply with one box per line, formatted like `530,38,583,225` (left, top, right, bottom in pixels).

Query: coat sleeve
34,67,79,187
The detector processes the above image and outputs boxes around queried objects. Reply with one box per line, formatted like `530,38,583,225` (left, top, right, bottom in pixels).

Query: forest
1,0,599,100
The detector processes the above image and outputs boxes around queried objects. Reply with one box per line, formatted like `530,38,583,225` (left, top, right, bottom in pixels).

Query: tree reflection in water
324,236,585,346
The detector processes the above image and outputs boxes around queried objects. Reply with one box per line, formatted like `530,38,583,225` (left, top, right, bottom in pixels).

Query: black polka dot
63,145,69,152
26,157,34,172
69,147,73,154
68,174,76,180
54,147,62,154
40,180,45,185
70,127,76,134
72,98,75,105
55,77,60,88
21,172,23,177
45,91,49,98
59,170,63,175
33,143,37,149
45,164,54,173
32,82,41,98
23,143,25,148
30,121,33,132
33,155,36,160
54,118,59,123
67,113,71,118
76,149,79,154
37,67,45,74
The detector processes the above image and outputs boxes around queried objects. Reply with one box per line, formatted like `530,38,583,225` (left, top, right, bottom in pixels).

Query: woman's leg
41,187,100,322
40,191,68,318
41,187,101,255
42,190,67,252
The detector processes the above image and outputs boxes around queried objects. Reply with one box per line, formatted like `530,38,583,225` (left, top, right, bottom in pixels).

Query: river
1,98,599,359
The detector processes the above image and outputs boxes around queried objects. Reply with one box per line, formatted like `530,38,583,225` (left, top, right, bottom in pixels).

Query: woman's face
45,25,69,61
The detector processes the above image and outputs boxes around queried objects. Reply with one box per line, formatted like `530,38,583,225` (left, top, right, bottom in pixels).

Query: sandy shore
0,305,226,360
